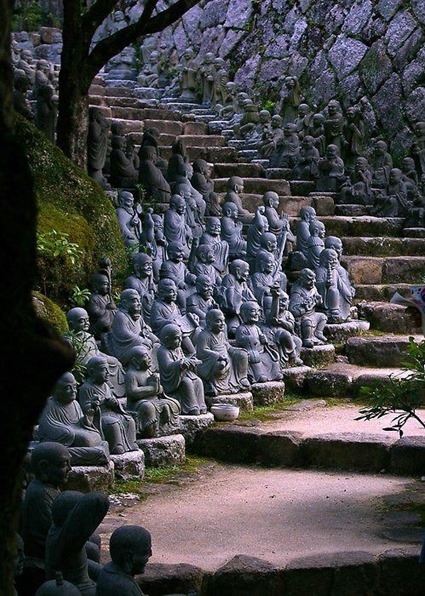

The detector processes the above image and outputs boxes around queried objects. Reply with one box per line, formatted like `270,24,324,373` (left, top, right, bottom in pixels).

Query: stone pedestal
281,365,312,390
205,392,253,411
137,434,185,468
300,344,335,368
110,450,145,480
64,461,115,493
324,320,370,342
179,413,214,447
251,382,286,406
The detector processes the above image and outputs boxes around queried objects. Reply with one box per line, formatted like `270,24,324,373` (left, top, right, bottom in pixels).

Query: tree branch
82,0,120,43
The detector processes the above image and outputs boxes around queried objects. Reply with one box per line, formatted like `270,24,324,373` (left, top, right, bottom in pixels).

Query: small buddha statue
116,190,142,249
289,268,327,348
199,218,229,275
221,201,247,259
224,176,252,224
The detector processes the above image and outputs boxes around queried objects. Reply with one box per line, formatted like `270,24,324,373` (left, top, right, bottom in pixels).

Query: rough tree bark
56,0,203,167
0,1,75,593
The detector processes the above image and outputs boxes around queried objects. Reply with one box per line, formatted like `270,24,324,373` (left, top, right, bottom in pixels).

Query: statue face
43,451,71,487
92,361,109,384
139,259,153,277
261,254,274,274
173,197,186,214
125,293,142,318
72,313,90,332
160,282,177,303
300,270,316,290
265,237,277,253
207,219,221,235
325,253,338,268
279,294,289,311
209,311,225,333
326,146,337,159
236,263,249,281
243,303,260,323
390,169,401,184
96,276,110,296
164,328,182,349
131,547,152,575
55,376,77,404
198,279,213,297
355,158,367,172
168,244,184,262
121,193,134,209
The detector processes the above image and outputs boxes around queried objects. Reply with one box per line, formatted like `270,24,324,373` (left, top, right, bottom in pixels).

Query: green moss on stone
32,291,68,334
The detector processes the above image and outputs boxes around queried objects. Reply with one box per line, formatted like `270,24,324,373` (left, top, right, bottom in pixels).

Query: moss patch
32,291,68,334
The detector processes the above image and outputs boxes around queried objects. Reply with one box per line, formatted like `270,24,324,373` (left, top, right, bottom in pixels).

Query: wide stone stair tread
158,145,237,162
356,301,422,334
341,255,425,285
334,204,369,216
177,134,227,147
221,193,313,215
341,236,425,257
354,283,413,301
319,216,405,237
212,162,266,178
345,334,423,367
213,177,290,194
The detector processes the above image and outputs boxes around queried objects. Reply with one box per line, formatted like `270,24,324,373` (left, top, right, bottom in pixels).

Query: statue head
355,156,369,172
206,309,225,334
170,194,186,214
263,191,279,209
14,72,30,92
52,372,77,405
128,346,152,371
21,49,33,64
402,157,416,172
389,168,402,185
298,103,309,116
230,259,249,281
206,217,221,236
324,236,343,258
193,158,210,176
299,206,316,223
133,253,153,278
374,140,387,154
139,146,157,162
67,307,90,333
319,248,338,269
302,135,315,149
91,272,110,296
346,106,357,121
310,220,326,238
299,268,316,290
171,139,185,156
86,356,109,384
119,191,135,210
51,490,85,527
327,99,341,116
256,251,274,274
183,47,194,61
109,525,152,576
283,122,296,136
326,144,338,159
415,121,425,136
240,301,261,324
120,289,142,319
271,115,283,128
312,113,324,128
222,202,238,219
278,290,290,312
158,278,177,303
113,10,125,22
260,232,277,253
195,274,213,298
227,176,244,193
31,442,71,488
195,243,215,264
38,84,53,101
259,110,271,124
167,241,185,262
111,135,125,150
204,52,214,64
160,323,182,349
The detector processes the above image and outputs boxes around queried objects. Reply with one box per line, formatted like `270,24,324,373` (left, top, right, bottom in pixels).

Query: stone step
101,96,150,108
110,106,152,120
335,204,369,217
217,193,296,214
346,334,423,367
354,283,412,302
158,145,237,162
341,236,425,257
130,131,175,146
103,86,136,97
89,84,105,96
356,301,422,334
177,134,227,148
143,118,184,135
213,177,291,195
290,180,316,196
109,118,143,133
324,320,370,343
212,162,266,178
88,96,104,106
182,121,209,135
237,149,259,161
320,216,404,238
341,256,425,285
266,167,291,179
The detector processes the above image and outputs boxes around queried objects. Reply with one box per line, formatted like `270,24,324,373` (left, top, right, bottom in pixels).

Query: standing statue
317,144,345,192
179,47,198,100
296,206,317,257
306,219,326,270
246,206,269,267
294,103,313,139
279,75,301,123
13,73,34,121
87,107,110,189
270,123,300,168
157,324,207,415
199,52,216,106
220,260,257,337
411,121,425,183
369,140,393,188
315,248,355,323
310,113,326,156
164,194,192,250
221,201,247,259
110,136,137,188
324,100,344,154
35,85,57,142
212,57,229,107
289,268,327,348
224,176,252,224
342,106,364,172
125,346,180,438
138,146,171,205
87,271,117,339
167,139,188,188
116,191,142,249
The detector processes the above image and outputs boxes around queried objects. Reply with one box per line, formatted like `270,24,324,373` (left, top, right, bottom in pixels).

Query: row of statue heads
17,437,152,594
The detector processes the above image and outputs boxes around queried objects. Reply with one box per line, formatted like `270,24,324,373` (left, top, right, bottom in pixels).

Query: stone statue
324,235,355,303
87,107,110,189
296,206,317,257
221,201,247,259
339,156,372,205
35,85,57,142
157,324,207,415
199,218,229,274
125,346,180,438
116,191,142,249
109,289,158,366
87,271,117,339
96,525,151,596
138,146,171,205
139,127,160,152
196,309,250,395
317,144,345,192
258,114,284,158
236,100,260,139
137,50,160,88
220,81,239,122
270,122,300,168
21,443,71,594
292,135,320,181
125,253,155,324
212,57,229,108
186,274,219,327
315,248,355,323
342,106,364,172
235,302,282,383
411,121,425,183
140,210,166,281
192,159,221,216
45,491,109,594
401,157,421,199
252,249,287,314
167,139,188,188
199,52,215,106
324,100,344,154
369,167,410,218
224,176,252,224
306,219,326,270
33,60,55,100
310,113,326,156
191,244,222,287
17,48,35,87
160,241,196,309
110,136,137,188
38,372,110,466
65,307,125,396
289,268,327,348
179,47,198,100
220,259,257,337
175,178,205,239
369,140,393,188
163,194,192,250
294,103,313,139
246,206,269,267
263,287,303,367
13,73,34,121
279,75,301,123
79,356,138,454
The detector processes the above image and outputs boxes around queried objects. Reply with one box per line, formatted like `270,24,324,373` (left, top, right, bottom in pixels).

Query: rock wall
156,0,425,159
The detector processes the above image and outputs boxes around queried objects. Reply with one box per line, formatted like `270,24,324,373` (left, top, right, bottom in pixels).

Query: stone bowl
210,403,240,422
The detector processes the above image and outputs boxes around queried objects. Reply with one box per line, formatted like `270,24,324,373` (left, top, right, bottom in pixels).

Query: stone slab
346,335,422,367
390,436,425,475
179,413,215,447
300,344,335,368
65,461,115,493
137,434,185,468
305,369,353,397
251,381,286,407
110,450,145,480
324,320,370,342
206,391,253,412
356,301,422,334
280,365,312,390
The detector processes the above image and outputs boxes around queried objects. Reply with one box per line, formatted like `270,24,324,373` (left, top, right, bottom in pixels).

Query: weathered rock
412,0,425,24
385,10,417,56
258,431,303,466
65,462,115,493
359,41,393,95
371,73,403,136
179,413,215,447
376,0,403,21
390,436,425,475
405,87,425,125
346,335,414,367
281,365,311,390
324,321,370,343
356,301,421,334
137,434,185,468
110,450,145,480
328,35,368,79
206,392,254,412
251,381,285,407
300,344,335,368
138,562,205,596
198,426,262,462
342,0,372,35
306,369,353,397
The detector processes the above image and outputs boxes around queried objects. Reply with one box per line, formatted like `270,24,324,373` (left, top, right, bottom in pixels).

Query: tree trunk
56,73,90,168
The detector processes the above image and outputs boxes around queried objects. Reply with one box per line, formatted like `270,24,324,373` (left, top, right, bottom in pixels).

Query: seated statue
96,526,152,596
401,157,421,200
138,146,171,205
235,302,282,384
292,135,320,180
125,253,156,325
294,103,313,139
87,271,117,339
174,161,206,223
186,274,219,327
65,308,125,396
116,191,142,249
137,50,160,88
221,201,247,259
296,206,317,257
140,210,166,282
258,232,288,290
13,72,34,121
197,309,250,395
220,259,257,337
159,241,196,311
252,250,286,314
311,113,326,156
167,139,188,187
289,268,328,348
109,289,158,366
369,167,410,218
163,194,192,251
192,159,221,216
235,99,260,139
175,178,204,240
339,156,373,205
109,136,137,188
270,123,300,168
79,356,138,455
125,346,180,438
262,191,295,254
45,491,109,595
191,244,222,288
258,114,284,158
199,218,229,275
246,206,269,268
224,176,252,224
317,144,345,192
38,372,110,466
306,219,326,270
369,140,393,189
157,324,207,415
315,248,355,323
244,109,271,147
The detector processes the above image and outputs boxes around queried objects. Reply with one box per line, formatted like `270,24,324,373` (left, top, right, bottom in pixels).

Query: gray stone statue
79,356,138,455
96,525,152,596
196,309,250,396
369,140,392,189
220,259,257,337
224,176,252,224
191,244,222,288
339,156,372,205
263,287,303,367
125,346,180,438
87,107,110,189
258,114,284,158
138,146,171,205
221,202,247,259
125,253,156,324
179,47,198,100
289,268,327,348
295,206,317,258
342,106,365,172
370,167,410,218
157,324,207,416
315,248,355,323
116,191,142,249
35,85,57,142
159,241,196,310
212,57,229,108
199,218,229,275
324,99,344,154
317,144,345,192
186,274,219,327
292,135,320,181
163,194,191,250
199,52,215,106
306,219,326,271
412,121,425,183
247,206,269,268
37,372,110,466
110,136,137,188
279,75,301,123
13,73,34,121
87,271,117,339
270,123,300,168
192,159,221,217
137,50,160,88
